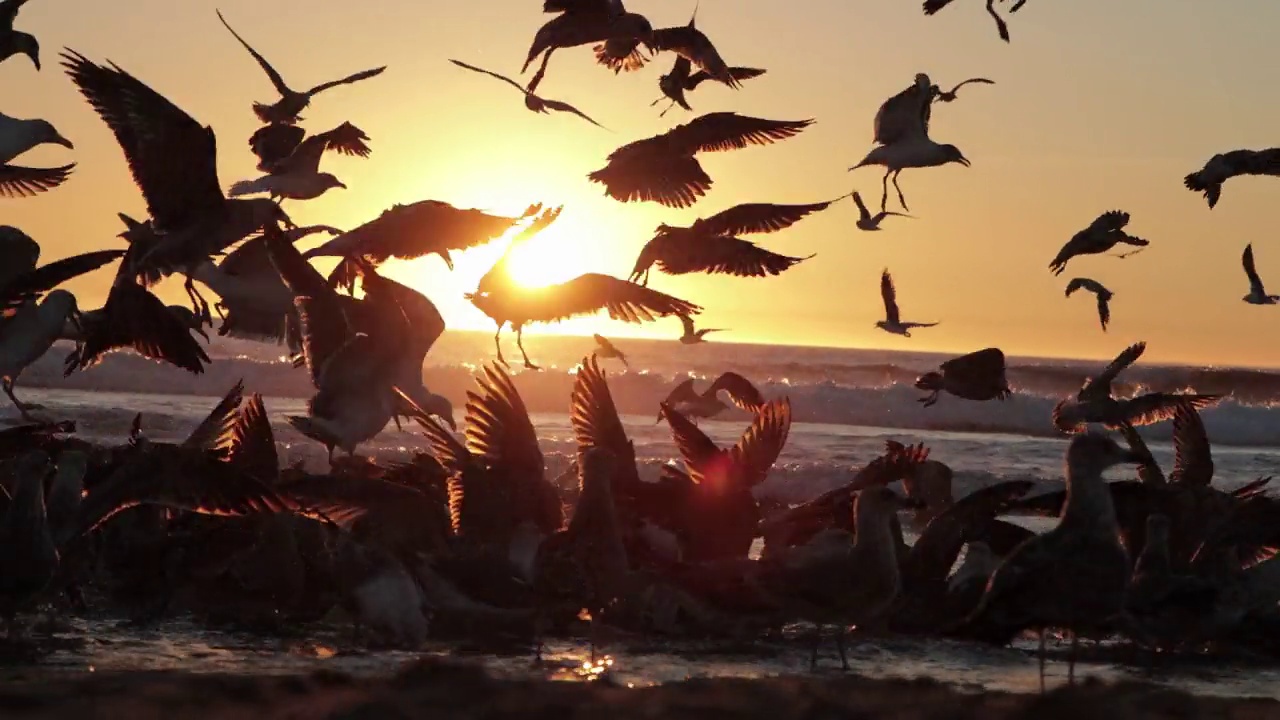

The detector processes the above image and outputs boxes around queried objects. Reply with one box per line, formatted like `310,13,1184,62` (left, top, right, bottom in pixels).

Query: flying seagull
523,0,655,92
877,269,937,337
590,112,813,208
61,49,290,326
1065,277,1113,331
851,190,911,231
678,313,725,344
850,74,970,213
915,348,1011,407
931,77,995,102
616,4,737,89
592,334,628,367
449,59,606,129
229,122,369,201
1241,244,1280,305
0,0,39,70
653,52,764,117
217,9,386,125
1049,211,1147,276
1185,149,1280,209
0,111,73,197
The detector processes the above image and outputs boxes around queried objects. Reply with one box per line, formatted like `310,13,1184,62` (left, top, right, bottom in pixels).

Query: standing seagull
851,190,910,231
592,334,629,368
217,9,386,125
1049,211,1148,276
62,50,290,324
1241,244,1280,305
449,60,606,129
0,0,38,70
589,112,813,208
229,122,369,201
1184,149,1280,209
678,313,725,344
850,74,970,213
1065,278,1114,332
0,111,74,197
876,269,937,337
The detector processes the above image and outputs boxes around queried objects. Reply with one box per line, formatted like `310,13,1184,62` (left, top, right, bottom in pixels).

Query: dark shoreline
0,659,1277,720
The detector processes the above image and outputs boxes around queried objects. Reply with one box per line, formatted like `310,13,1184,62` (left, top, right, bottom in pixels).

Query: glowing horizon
6,0,1280,370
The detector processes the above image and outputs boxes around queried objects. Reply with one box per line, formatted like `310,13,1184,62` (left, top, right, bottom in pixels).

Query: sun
500,210,618,289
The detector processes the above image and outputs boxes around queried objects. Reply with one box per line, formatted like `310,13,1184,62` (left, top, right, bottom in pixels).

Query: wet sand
1,659,1277,720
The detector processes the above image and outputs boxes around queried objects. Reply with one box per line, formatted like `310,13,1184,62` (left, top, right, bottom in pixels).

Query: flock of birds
0,0,1279,691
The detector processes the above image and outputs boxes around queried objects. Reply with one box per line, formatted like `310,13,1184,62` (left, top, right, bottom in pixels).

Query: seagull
630,198,839,284
678,313,725,344
1065,277,1114,331
217,9,386,125
932,77,995,102
1241,244,1280,305
523,0,655,93
915,348,1011,407
923,0,1025,42
615,3,737,89
1,290,79,419
653,50,764,117
62,50,291,325
0,227,123,315
956,433,1139,690
467,209,702,369
1049,211,1148,276
851,190,911,231
449,59,607,129
0,0,38,70
1050,342,1221,434
850,74,970,213
589,112,813,208
0,111,74,197
659,371,764,421
229,122,369,201
876,269,937,337
1185,148,1280,209
592,334,629,368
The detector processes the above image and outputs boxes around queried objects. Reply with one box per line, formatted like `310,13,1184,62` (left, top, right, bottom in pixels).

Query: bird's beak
957,155,972,167
52,133,73,150
28,52,39,71
337,181,348,190
442,414,457,431
69,309,83,334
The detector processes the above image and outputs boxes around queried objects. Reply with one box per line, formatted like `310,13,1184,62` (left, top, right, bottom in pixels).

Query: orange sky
5,0,1280,367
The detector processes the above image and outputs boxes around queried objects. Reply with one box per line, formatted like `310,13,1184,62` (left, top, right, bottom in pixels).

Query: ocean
7,331,1280,696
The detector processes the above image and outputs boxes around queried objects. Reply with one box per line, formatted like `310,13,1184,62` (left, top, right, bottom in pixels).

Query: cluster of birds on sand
1,0,1280,690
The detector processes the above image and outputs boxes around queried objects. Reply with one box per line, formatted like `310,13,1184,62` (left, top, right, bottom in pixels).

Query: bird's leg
836,627,849,671
3,379,43,418
528,49,554,95
494,328,509,368
880,169,892,213
185,276,213,327
891,170,910,212
213,301,228,323
516,326,540,371
1038,628,1046,693
1010,0,1027,9
392,414,403,432
642,268,650,287
532,611,545,664
658,100,678,118
1067,630,1078,685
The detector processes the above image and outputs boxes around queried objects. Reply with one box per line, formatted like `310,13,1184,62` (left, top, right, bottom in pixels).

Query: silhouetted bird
231,122,369,201
660,371,764,421
0,111,73,197
523,0,655,92
1049,211,1148,276
678,313,725,344
931,77,995,102
592,334,628,367
217,9,386,125
1241,244,1280,305
851,191,911,231
653,46,764,117
915,348,1011,407
590,112,812,208
876,269,937,337
449,59,606,129
1065,277,1114,331
615,4,736,90
1185,148,1280,209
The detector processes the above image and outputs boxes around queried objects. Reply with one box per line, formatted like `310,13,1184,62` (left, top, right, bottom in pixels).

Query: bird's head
627,15,657,52
32,119,72,150
423,393,456,431
318,173,347,191
941,144,971,167
914,371,944,393
42,289,80,328
1066,431,1144,476
15,32,39,71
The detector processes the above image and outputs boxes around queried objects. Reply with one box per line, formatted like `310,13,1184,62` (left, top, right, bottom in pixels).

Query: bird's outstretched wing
305,66,387,97
1087,210,1130,234
650,25,738,88
880,269,900,325
1169,403,1213,487
1243,244,1267,294
1185,149,1280,209
873,80,931,146
695,198,840,237
250,123,306,170
307,199,531,265
659,402,722,484
353,260,446,360
570,354,641,490
709,371,765,412
217,9,291,97
0,249,124,312
687,66,765,90
663,113,813,155
540,98,608,129
729,398,791,487
1119,393,1220,429
62,50,225,232
851,191,871,220
65,283,211,376
449,59,529,95
182,380,245,452
1082,341,1145,396
220,392,280,483
939,348,1007,388
0,164,75,198
941,77,994,97
279,122,370,174
662,377,701,406
522,273,702,324
655,235,812,278
0,0,31,29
